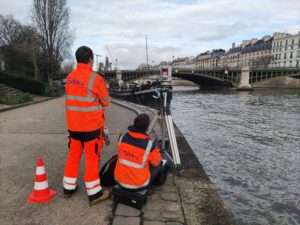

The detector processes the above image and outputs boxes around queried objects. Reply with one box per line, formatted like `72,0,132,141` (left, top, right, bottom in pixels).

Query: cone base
27,188,57,204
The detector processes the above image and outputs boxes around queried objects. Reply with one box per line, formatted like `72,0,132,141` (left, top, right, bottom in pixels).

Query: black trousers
149,163,167,185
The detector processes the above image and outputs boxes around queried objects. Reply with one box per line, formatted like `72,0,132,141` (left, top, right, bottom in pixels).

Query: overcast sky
1,0,300,69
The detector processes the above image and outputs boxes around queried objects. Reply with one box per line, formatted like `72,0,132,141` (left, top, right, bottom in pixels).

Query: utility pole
145,35,149,69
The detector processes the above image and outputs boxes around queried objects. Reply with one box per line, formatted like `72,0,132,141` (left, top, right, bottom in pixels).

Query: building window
284,53,287,59
291,39,294,50
297,51,300,57
290,52,293,59
297,60,299,68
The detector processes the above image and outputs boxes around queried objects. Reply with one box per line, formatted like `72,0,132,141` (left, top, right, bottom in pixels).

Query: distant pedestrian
63,46,111,205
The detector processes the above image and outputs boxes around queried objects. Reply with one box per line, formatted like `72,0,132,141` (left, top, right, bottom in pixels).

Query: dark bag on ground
112,185,148,209
99,155,118,187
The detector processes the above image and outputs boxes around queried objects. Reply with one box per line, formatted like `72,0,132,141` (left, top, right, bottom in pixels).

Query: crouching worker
114,113,168,190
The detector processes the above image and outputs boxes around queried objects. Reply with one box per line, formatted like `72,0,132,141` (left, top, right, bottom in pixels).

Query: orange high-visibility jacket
65,63,110,132
114,127,162,189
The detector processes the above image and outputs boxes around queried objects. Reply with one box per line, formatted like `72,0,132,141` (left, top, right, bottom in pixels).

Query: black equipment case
112,185,148,209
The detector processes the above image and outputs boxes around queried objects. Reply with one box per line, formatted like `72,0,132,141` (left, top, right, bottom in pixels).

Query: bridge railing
249,67,300,83
174,67,300,85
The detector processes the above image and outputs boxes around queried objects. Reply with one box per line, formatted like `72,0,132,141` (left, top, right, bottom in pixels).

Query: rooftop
241,38,273,53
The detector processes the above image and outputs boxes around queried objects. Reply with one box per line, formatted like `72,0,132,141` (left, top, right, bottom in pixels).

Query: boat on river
109,80,161,108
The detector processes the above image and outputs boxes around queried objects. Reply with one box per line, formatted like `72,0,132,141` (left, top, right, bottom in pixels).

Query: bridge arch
173,72,234,88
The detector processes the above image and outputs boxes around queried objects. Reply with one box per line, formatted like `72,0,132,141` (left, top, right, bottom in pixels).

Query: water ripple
172,88,300,225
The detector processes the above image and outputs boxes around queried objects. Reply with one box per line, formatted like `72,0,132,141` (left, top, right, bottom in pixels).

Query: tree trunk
32,49,39,81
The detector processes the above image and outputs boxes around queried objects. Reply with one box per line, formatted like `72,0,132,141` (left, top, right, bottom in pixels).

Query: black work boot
88,189,110,206
63,186,78,198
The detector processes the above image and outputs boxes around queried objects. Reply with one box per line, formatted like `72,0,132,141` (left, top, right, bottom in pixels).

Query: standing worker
63,46,111,205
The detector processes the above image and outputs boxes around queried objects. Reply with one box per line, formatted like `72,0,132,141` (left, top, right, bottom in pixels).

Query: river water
171,87,300,225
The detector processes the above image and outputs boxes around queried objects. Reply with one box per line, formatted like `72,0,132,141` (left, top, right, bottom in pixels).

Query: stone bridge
103,67,300,89
54,67,300,89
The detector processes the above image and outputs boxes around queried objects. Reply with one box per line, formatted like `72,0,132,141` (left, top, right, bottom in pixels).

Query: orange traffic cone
27,157,56,203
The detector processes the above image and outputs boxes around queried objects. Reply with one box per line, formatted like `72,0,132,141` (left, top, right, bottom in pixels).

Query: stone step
0,83,30,97
0,86,13,91
0,88,23,95
6,89,20,94
0,86,11,92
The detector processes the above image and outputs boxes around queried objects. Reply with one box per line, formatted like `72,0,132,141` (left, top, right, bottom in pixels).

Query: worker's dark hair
75,46,94,63
134,113,150,133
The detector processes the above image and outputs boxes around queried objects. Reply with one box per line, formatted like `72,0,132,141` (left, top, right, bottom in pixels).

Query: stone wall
253,76,300,88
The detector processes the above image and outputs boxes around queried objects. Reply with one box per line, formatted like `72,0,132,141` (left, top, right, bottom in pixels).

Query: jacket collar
76,63,92,71
127,126,149,140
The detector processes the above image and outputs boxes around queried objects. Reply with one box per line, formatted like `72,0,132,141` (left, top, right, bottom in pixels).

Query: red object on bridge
27,157,56,203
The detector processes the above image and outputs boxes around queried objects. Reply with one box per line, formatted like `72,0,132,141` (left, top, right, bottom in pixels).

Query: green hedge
0,72,46,95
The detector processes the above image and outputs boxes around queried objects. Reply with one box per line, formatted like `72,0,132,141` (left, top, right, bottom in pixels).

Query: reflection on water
172,88,300,225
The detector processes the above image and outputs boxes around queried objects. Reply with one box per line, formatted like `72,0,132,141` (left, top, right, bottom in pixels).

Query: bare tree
0,15,23,46
19,25,42,80
32,0,72,83
0,15,41,78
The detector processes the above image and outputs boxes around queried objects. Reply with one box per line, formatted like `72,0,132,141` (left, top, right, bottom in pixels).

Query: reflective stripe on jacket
114,127,162,189
65,63,110,132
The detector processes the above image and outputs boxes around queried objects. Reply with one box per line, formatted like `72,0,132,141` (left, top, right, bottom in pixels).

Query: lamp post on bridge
145,35,149,70
115,58,118,71
94,53,102,71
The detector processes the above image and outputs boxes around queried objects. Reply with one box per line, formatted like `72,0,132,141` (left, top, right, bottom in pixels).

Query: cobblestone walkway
112,174,185,225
